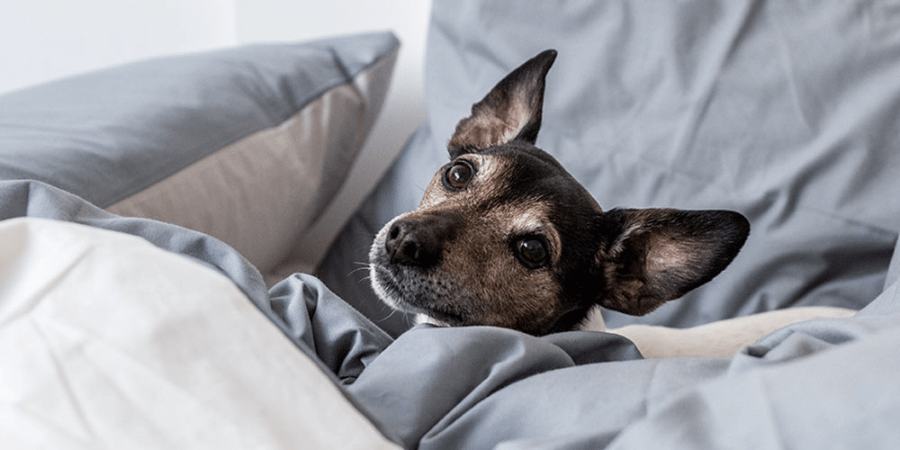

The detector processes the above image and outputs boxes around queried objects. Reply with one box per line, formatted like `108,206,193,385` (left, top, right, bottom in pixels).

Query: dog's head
369,50,750,335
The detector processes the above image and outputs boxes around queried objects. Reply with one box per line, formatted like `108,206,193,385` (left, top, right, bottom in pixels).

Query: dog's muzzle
383,212,460,269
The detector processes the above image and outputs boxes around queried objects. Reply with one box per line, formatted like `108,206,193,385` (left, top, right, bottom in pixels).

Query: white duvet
0,218,397,449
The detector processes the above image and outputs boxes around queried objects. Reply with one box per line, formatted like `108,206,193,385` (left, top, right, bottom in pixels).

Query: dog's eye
442,160,474,190
515,236,550,269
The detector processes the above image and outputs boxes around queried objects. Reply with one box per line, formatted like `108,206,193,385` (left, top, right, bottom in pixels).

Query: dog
368,49,854,358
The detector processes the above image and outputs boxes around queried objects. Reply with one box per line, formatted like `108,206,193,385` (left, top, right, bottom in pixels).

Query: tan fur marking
417,171,447,209
418,154,506,210
503,203,562,263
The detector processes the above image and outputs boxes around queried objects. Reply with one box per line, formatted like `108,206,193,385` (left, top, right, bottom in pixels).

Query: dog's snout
385,215,457,268
385,219,440,267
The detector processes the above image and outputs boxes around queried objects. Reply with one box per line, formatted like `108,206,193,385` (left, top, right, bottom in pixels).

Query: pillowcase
0,217,399,449
0,32,399,282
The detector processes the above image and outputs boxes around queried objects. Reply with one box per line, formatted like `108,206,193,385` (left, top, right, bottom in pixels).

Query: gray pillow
0,32,399,281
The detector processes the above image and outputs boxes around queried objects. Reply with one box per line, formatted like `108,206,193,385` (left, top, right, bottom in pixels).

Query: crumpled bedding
346,285,900,449
4,181,900,449
0,183,397,449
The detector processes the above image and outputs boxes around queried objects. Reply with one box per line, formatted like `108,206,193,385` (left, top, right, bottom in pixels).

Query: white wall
0,0,237,94
0,0,431,270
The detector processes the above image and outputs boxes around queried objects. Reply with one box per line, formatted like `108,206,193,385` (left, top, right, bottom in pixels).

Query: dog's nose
385,216,452,268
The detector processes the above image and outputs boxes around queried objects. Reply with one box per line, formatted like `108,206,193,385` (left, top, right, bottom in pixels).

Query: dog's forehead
421,144,600,214
481,145,601,214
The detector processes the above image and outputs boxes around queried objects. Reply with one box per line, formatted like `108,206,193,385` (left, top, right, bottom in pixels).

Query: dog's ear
595,208,750,316
448,49,557,157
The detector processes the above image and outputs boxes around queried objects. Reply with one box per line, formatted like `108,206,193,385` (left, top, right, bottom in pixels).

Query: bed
3,1,900,449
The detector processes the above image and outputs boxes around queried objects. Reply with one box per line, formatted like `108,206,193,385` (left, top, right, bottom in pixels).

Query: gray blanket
6,180,900,449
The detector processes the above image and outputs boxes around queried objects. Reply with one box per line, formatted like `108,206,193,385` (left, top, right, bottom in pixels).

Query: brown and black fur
369,50,749,336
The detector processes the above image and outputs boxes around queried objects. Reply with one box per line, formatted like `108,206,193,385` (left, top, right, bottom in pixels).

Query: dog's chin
369,263,468,327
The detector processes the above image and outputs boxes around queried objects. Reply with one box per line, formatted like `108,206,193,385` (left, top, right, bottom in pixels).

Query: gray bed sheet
6,180,900,449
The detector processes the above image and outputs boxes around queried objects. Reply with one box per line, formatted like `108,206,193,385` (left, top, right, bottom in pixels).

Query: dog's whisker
349,265,371,277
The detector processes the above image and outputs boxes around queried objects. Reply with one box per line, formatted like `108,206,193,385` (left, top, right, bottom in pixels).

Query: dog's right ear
594,208,750,316
448,50,557,158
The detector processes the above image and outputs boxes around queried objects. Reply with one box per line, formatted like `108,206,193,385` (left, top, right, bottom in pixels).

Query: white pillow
0,218,399,449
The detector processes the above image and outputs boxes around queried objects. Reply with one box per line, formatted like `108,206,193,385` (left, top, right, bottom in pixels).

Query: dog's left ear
595,208,750,316
448,49,557,157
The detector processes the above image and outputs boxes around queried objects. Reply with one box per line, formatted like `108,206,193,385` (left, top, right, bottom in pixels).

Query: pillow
0,32,399,282
0,217,399,449
320,1,900,334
